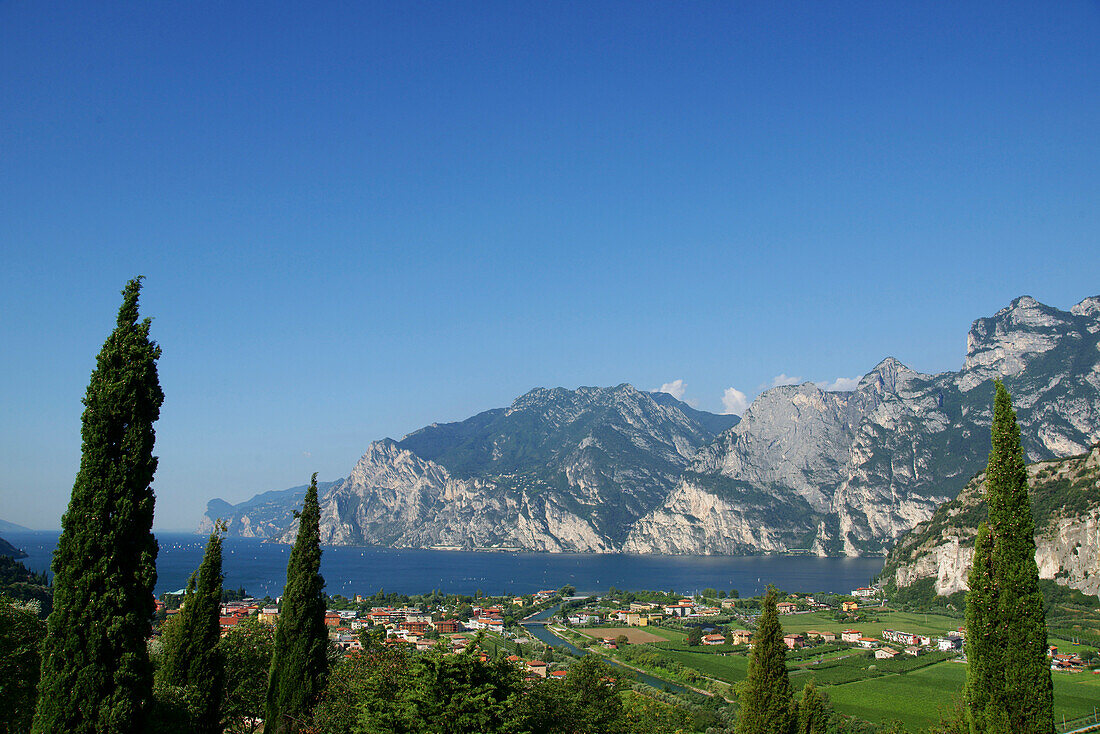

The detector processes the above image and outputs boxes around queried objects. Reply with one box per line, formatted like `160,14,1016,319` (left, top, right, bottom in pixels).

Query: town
148,580,1098,732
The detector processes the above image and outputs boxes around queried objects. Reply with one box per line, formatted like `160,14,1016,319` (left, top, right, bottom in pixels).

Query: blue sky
2,1,1098,530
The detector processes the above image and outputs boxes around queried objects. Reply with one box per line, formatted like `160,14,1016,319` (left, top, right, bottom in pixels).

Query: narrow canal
521,603,690,694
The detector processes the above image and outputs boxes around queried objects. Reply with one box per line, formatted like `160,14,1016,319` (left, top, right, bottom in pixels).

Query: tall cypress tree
265,473,329,733
157,527,225,733
33,278,164,734
964,381,1054,733
796,682,830,734
736,586,795,734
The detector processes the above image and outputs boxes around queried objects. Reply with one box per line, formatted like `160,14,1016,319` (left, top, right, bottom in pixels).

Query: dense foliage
964,382,1054,733
33,278,163,734
218,615,275,733
0,596,47,734
0,555,52,613
313,645,647,734
266,474,330,733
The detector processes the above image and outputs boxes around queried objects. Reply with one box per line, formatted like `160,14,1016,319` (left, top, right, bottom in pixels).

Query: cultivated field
821,660,1100,732
584,627,667,644
776,609,963,638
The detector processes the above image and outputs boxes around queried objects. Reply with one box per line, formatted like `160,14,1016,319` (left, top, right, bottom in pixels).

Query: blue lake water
6,531,886,598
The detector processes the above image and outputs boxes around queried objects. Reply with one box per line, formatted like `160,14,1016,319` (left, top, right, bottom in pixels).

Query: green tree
155,528,225,733
33,278,164,734
219,615,275,734
796,682,829,734
736,586,795,734
0,596,47,734
964,381,1055,733
265,473,330,733
511,654,625,734
686,627,703,646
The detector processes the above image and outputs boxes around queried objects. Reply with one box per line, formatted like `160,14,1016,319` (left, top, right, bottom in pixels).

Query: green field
618,623,1100,732
809,661,1100,732
822,661,968,730
651,648,749,683
777,609,963,638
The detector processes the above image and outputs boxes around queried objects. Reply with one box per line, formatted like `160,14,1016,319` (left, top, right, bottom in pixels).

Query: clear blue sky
2,1,1098,530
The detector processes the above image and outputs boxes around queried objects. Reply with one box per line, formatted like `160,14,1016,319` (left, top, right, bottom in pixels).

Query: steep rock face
198,480,341,538
627,296,1100,555
880,446,1100,596
284,385,732,551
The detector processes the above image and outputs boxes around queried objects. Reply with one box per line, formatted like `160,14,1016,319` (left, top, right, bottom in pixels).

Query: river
521,603,690,694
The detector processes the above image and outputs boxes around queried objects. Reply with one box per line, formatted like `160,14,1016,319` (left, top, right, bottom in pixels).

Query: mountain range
201,295,1100,557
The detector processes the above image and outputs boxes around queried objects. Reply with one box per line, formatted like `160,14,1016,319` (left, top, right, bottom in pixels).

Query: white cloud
658,379,687,400
721,387,748,416
816,376,861,392
302,450,313,458
771,373,802,387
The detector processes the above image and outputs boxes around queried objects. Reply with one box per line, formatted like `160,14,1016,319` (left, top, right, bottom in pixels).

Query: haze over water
10,531,885,598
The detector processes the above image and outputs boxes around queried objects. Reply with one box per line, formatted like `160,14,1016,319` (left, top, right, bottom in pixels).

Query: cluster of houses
568,599,724,629
775,597,860,615
218,600,262,634
819,627,966,658
1048,647,1087,673
159,595,521,657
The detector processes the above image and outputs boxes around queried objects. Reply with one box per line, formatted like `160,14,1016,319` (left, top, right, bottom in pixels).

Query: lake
6,531,886,598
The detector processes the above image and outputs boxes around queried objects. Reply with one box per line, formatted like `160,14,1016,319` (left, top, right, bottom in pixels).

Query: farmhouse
937,635,963,652
729,629,752,645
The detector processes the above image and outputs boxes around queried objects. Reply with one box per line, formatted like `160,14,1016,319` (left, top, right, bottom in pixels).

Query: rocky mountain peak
1071,295,1100,324
960,296,1078,391
508,383,638,412
858,357,920,396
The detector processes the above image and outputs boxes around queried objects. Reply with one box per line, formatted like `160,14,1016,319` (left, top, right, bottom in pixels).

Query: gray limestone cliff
879,445,1100,597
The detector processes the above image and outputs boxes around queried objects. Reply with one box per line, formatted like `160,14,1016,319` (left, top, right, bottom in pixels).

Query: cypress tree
33,277,164,734
964,381,1054,733
157,527,225,733
265,473,329,733
736,586,795,734
964,522,996,732
796,682,829,734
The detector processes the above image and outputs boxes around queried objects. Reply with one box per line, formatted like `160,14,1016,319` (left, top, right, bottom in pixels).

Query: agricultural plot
824,661,968,730
653,639,741,655
777,609,963,639
650,648,750,683
583,627,667,644
631,626,688,643
824,661,1100,732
